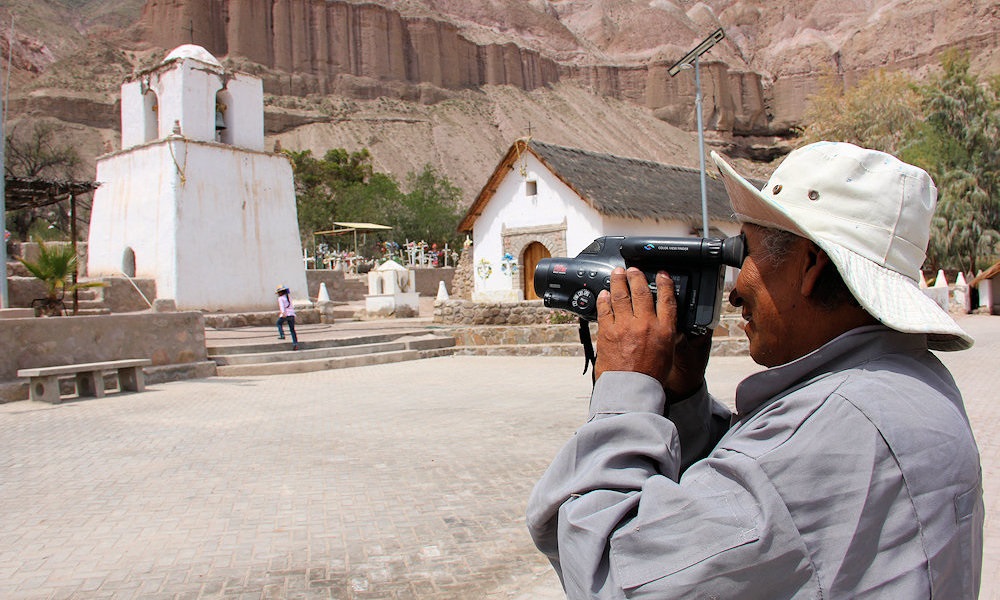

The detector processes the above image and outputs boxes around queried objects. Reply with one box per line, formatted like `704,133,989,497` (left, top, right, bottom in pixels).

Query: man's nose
729,287,744,308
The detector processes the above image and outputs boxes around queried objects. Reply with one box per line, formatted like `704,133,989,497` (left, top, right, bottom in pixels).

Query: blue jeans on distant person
277,315,298,345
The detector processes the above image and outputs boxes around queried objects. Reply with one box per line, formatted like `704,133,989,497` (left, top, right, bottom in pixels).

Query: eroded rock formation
140,0,561,95
139,0,771,136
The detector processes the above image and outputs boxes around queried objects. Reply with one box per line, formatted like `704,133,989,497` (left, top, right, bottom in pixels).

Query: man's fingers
596,289,613,324
608,267,634,317
626,268,656,318
656,271,677,327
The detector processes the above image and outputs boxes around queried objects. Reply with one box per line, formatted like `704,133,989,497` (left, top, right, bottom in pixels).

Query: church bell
215,101,227,131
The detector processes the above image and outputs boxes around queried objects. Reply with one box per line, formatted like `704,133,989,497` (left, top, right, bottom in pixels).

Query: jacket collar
734,325,928,420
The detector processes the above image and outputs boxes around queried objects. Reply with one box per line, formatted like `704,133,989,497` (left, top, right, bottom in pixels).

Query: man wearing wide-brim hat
528,142,983,598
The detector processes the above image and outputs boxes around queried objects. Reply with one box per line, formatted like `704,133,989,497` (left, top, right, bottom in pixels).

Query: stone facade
433,298,573,326
450,247,474,301
501,222,567,298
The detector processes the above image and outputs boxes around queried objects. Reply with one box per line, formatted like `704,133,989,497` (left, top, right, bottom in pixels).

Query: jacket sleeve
526,371,816,599
665,380,733,472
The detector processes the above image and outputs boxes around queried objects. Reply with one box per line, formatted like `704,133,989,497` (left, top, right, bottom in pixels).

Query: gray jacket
527,326,984,599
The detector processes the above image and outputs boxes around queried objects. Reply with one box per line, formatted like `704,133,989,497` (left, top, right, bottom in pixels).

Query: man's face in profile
730,224,810,367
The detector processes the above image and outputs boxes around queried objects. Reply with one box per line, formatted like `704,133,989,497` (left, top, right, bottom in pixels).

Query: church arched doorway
522,242,551,300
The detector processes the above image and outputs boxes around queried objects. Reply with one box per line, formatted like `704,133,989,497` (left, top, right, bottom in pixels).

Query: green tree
911,51,1000,273
800,68,922,154
287,149,465,256
395,165,463,249
286,147,383,244
800,56,1000,273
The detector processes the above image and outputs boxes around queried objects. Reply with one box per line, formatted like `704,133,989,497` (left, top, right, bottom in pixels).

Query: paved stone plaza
2,314,998,599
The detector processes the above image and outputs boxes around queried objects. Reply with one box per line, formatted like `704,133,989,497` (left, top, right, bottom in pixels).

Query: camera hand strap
578,318,596,384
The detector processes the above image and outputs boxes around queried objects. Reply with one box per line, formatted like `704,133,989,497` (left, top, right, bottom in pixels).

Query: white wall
120,56,264,152
88,145,180,291
216,74,265,151
93,47,302,312
472,153,602,301
88,140,306,311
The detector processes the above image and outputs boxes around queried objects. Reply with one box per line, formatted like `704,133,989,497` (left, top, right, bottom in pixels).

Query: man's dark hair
758,227,860,312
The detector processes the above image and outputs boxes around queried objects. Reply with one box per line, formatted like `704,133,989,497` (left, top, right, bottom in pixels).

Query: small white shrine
87,45,307,311
366,260,419,316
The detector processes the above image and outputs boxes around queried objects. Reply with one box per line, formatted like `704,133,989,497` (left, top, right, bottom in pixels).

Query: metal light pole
668,28,725,238
0,81,6,309
1,17,11,308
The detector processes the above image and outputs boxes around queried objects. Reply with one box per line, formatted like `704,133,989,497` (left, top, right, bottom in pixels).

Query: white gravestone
365,260,419,316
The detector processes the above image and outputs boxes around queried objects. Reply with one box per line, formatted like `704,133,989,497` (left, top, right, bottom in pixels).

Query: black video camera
533,235,746,335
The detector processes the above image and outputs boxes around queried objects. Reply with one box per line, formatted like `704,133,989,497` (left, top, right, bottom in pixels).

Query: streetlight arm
668,28,725,76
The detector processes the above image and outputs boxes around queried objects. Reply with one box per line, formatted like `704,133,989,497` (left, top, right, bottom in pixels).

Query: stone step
212,335,455,366
216,346,454,377
207,330,442,356
453,342,584,357
453,335,747,357
209,333,456,377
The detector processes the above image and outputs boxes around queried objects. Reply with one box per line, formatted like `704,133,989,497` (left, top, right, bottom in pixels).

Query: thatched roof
5,176,100,210
459,139,740,232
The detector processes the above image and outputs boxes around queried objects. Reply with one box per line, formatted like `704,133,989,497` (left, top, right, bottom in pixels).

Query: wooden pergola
5,176,100,211
4,176,101,313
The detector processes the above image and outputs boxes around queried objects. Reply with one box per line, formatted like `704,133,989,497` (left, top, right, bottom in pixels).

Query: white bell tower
87,45,308,311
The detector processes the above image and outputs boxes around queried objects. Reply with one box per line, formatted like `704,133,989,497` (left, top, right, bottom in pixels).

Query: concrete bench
17,359,152,404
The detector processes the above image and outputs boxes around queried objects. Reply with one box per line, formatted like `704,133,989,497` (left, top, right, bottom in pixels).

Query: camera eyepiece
722,232,746,269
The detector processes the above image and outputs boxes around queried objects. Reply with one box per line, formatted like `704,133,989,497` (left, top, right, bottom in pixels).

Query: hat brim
710,151,973,352
823,246,972,351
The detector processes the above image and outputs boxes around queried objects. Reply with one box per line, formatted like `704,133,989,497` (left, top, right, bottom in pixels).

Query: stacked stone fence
434,299,749,356
433,299,569,326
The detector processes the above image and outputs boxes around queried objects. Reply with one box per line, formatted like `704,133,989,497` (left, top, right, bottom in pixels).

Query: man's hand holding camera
595,267,713,401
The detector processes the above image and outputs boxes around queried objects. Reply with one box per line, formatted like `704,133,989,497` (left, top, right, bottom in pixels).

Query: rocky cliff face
140,0,562,95
136,0,999,139
137,0,771,136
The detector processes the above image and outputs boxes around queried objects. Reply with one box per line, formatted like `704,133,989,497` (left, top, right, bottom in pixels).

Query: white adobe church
458,139,741,302
87,44,307,312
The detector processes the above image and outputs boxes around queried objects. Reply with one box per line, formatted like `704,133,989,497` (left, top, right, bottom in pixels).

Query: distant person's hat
711,141,973,351
276,285,289,295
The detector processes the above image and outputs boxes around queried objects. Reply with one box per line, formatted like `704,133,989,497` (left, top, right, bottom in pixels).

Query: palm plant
18,241,103,316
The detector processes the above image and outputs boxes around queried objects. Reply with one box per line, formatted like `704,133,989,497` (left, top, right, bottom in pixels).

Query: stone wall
433,298,573,326
97,278,158,312
0,312,215,402
305,269,364,301
6,276,157,313
450,247,474,301
412,267,455,297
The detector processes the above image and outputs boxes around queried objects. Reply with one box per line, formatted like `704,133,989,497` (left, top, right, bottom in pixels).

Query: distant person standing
276,285,299,350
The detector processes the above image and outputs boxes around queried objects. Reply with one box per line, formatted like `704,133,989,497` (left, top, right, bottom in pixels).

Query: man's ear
800,242,831,297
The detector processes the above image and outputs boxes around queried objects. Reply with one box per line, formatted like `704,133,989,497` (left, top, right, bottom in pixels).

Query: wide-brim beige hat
711,141,972,351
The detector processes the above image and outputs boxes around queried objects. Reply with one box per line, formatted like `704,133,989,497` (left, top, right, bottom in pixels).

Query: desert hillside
2,0,998,204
